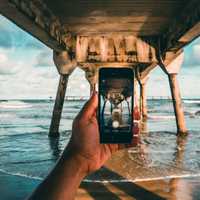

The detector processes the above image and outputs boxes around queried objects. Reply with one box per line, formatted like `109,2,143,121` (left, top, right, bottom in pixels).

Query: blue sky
0,15,200,99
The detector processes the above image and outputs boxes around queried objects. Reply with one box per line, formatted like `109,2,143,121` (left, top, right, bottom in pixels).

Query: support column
134,79,140,108
133,79,141,121
85,66,98,95
168,74,187,134
135,67,149,120
49,74,69,137
158,51,187,134
49,50,77,137
140,83,148,120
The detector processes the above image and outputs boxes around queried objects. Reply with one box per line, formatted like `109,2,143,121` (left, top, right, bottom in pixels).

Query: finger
79,92,98,118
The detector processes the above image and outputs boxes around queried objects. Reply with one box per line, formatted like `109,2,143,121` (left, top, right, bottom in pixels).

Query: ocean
0,98,200,193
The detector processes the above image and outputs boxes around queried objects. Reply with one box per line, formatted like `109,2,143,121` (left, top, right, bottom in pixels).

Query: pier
0,0,200,136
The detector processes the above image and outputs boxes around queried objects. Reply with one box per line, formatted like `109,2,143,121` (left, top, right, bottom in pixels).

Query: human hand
28,92,139,200
64,92,120,175
64,92,138,175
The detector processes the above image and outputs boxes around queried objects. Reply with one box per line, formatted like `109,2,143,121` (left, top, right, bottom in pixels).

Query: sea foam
0,101,32,109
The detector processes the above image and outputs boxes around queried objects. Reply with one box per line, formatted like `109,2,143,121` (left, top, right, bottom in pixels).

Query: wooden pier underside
1,0,199,71
0,0,200,135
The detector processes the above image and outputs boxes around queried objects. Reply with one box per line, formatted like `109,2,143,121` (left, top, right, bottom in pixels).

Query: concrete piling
158,52,187,134
140,83,148,120
49,50,77,137
49,74,69,137
168,74,187,134
85,67,98,95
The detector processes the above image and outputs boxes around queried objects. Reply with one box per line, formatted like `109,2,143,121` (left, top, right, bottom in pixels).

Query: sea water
0,99,200,182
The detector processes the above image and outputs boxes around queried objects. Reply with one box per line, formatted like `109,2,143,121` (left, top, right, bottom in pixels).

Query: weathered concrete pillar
158,52,187,134
140,82,148,120
168,73,187,134
49,51,77,137
49,75,69,137
134,79,139,108
85,66,98,95
136,70,149,120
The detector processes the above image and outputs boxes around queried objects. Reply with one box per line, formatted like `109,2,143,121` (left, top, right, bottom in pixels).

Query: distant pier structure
1,0,200,136
65,96,89,101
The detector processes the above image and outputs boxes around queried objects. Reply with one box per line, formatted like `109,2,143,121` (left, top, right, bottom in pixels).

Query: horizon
1,96,200,101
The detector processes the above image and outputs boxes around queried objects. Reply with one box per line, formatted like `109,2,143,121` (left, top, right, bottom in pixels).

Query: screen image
99,70,133,137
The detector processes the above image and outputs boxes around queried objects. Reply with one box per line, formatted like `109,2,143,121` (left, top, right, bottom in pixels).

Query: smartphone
98,67,134,143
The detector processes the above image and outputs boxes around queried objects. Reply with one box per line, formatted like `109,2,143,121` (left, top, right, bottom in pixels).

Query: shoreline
1,170,200,200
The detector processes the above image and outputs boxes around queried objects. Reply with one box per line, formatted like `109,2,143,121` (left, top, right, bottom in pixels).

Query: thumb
80,92,98,118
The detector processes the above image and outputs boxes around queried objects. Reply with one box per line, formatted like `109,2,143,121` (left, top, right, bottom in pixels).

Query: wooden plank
76,36,157,63
66,21,166,36
140,49,183,80
61,16,171,24
45,0,183,18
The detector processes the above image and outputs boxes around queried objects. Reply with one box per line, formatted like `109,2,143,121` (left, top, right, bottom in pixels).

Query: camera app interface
99,75,133,135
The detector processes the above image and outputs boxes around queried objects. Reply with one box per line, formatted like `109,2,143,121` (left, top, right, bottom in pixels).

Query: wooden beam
162,0,200,52
0,0,74,51
140,49,183,79
76,35,157,63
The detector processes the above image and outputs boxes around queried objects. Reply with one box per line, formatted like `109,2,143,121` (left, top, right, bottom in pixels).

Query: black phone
98,67,134,143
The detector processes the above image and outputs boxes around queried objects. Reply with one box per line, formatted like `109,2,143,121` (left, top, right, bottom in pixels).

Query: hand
65,92,120,175
28,92,138,200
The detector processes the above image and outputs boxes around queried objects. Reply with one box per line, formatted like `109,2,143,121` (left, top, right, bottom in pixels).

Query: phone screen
98,68,134,143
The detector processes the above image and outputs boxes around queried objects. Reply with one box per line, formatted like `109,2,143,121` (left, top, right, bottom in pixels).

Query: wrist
61,146,89,177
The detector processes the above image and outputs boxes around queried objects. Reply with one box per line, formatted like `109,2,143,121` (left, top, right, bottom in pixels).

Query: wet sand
78,178,200,200
1,171,200,200
1,145,200,200
1,134,200,200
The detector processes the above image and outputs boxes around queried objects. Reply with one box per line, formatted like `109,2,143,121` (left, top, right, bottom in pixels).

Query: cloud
24,40,45,50
0,52,22,75
192,44,200,63
0,52,8,62
66,68,90,97
0,28,12,48
0,15,46,51
183,37,200,67
34,49,54,67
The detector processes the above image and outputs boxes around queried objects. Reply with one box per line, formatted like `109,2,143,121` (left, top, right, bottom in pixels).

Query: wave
0,113,16,119
148,115,175,120
195,111,200,116
1,168,200,184
0,131,48,138
0,101,32,109
83,173,200,183
2,158,53,165
183,100,200,104
0,169,43,180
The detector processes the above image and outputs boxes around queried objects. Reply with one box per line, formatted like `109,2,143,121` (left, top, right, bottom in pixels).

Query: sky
0,15,200,99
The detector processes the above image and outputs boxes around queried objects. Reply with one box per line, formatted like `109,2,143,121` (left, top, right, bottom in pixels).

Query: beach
1,164,200,200
1,99,200,199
